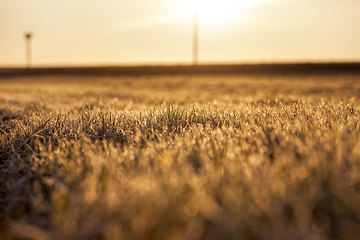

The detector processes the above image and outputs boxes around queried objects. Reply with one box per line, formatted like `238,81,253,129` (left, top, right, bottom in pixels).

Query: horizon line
2,59,360,69
2,62,360,77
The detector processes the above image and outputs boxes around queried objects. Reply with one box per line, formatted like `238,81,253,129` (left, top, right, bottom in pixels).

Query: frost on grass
1,75,360,240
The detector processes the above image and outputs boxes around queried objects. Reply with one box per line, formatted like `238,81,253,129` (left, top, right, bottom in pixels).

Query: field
1,74,360,240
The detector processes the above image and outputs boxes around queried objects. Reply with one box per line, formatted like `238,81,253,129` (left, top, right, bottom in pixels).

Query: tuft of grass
1,75,360,239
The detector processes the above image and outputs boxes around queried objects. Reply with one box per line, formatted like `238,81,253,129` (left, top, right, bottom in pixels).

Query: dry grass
1,74,360,240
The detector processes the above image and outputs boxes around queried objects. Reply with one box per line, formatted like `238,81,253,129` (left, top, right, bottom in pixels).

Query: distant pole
24,32,33,69
193,11,199,65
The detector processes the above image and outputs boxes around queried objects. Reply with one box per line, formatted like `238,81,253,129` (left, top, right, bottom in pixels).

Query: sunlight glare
174,0,263,27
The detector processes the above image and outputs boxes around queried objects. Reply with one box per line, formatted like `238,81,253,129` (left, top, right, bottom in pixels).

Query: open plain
1,74,360,239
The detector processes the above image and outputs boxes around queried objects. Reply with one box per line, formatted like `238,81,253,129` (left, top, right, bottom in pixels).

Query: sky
1,0,360,66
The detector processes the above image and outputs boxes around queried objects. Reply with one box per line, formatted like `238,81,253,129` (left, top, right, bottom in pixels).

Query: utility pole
24,32,33,69
193,11,199,65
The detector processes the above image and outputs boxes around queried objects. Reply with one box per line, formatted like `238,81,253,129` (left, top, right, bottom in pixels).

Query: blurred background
1,0,360,67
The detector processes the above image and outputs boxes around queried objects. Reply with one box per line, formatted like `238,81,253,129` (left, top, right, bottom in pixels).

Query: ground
1,74,360,240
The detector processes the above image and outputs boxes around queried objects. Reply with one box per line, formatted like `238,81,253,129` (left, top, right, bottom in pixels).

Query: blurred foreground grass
1,74,360,239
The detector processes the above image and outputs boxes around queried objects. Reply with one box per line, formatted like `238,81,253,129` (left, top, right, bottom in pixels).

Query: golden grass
1,74,360,240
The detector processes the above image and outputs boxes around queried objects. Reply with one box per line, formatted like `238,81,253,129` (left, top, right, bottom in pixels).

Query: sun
173,0,262,27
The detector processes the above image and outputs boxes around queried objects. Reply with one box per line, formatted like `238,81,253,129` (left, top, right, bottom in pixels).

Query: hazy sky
1,0,360,66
